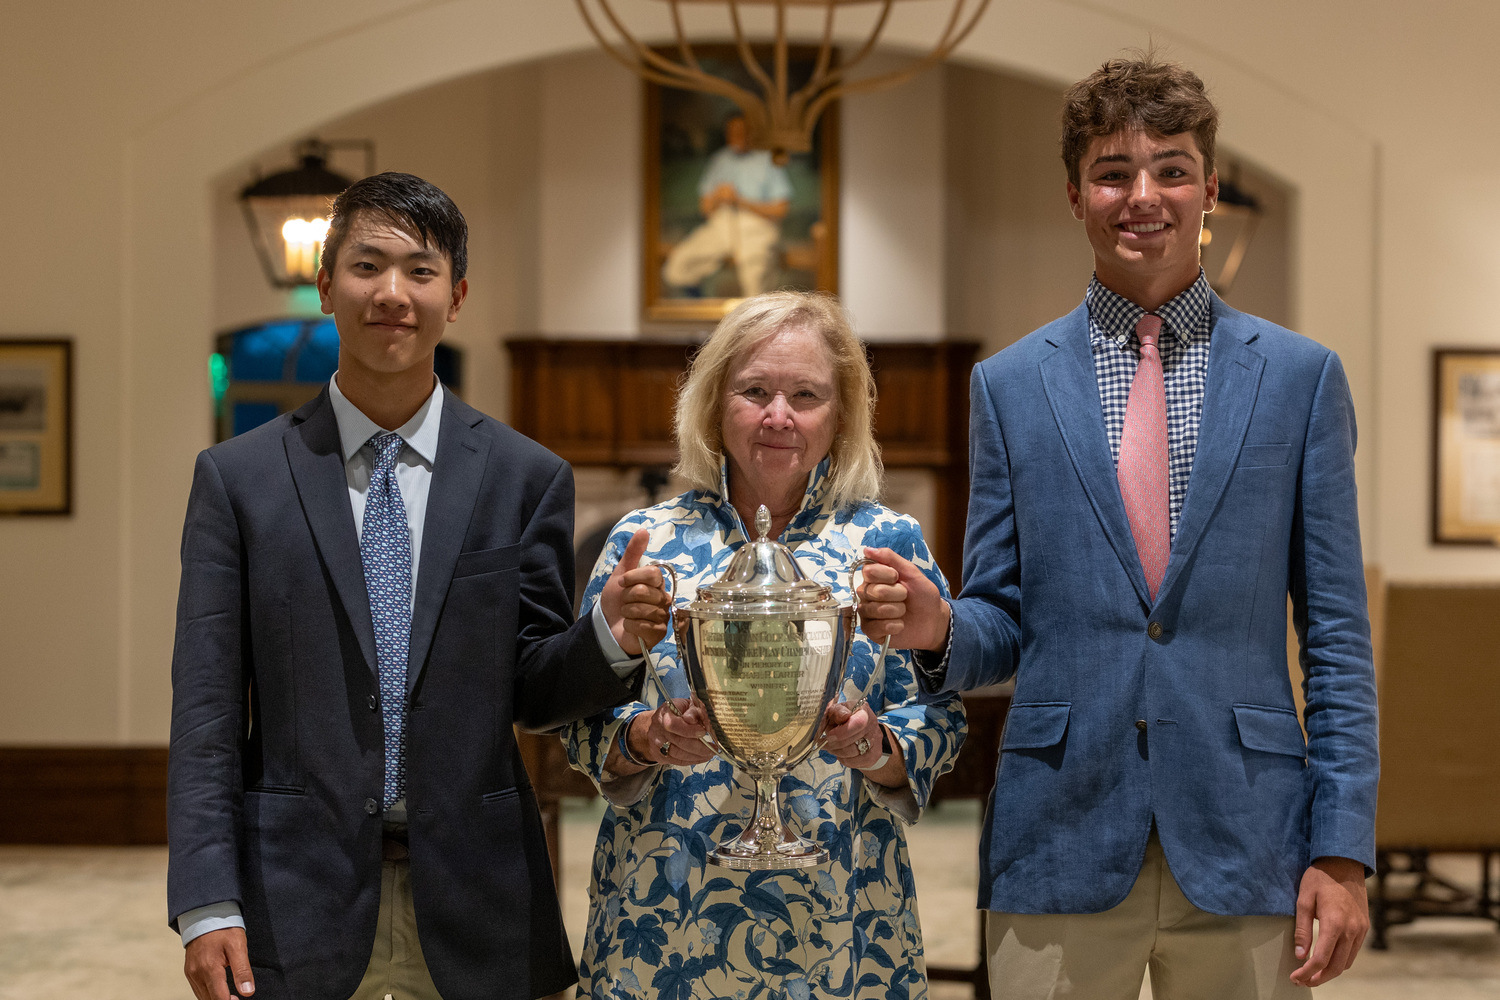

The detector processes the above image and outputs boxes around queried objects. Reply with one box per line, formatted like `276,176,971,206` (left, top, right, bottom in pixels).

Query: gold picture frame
0,339,72,515
1432,349,1500,545
642,46,840,324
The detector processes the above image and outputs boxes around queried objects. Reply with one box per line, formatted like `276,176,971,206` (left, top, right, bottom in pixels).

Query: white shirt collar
327,373,443,466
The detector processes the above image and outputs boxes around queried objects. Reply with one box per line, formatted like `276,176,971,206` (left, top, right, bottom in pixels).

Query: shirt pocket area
1001,702,1071,750
1233,703,1307,759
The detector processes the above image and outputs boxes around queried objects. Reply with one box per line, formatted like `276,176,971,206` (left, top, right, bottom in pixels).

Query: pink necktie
1118,314,1169,600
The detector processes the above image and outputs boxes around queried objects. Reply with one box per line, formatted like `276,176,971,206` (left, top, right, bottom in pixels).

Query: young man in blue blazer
167,173,649,1000
859,58,1378,999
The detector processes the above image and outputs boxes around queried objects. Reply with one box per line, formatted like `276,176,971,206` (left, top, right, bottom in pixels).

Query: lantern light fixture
240,138,374,288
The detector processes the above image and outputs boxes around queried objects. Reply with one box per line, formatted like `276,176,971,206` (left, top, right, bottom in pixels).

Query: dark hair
1060,55,1218,188
321,171,469,281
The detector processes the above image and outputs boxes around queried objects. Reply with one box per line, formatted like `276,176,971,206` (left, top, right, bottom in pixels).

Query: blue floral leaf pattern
562,458,967,999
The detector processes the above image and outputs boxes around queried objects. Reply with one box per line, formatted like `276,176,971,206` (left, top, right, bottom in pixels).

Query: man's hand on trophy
602,530,671,655
857,547,952,652
632,700,717,767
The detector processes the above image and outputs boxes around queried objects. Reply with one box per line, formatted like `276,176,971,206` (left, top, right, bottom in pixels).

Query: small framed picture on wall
1432,348,1500,545
0,339,72,515
642,45,840,324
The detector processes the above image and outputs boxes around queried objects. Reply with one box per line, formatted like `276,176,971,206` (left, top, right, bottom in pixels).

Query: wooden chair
1370,584,1500,947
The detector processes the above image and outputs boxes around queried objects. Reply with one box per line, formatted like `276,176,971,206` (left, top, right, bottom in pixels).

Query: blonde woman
562,291,967,1000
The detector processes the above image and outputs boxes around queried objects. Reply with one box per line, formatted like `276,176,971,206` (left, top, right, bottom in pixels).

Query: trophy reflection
647,505,886,870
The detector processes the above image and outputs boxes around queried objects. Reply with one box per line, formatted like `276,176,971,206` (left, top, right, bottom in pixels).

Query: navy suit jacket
940,296,1379,917
167,387,640,1000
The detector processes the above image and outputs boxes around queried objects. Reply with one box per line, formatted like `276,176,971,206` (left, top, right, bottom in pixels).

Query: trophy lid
695,504,837,608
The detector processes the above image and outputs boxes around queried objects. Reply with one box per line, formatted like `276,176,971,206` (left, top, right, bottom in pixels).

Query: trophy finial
755,504,772,540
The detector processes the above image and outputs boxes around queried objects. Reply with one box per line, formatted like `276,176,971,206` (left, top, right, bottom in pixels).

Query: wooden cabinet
505,338,979,582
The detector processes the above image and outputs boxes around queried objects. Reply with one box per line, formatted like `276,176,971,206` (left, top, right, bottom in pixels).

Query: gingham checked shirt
1086,270,1213,539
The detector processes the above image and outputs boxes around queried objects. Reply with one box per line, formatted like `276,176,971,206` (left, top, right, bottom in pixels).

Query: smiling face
720,324,839,511
1067,129,1218,306
316,211,467,382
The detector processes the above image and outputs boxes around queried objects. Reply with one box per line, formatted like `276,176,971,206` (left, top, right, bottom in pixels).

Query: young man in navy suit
859,58,1378,999
168,173,649,1000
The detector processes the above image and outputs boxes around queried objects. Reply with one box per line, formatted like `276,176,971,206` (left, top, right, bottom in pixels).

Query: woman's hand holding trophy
600,528,715,771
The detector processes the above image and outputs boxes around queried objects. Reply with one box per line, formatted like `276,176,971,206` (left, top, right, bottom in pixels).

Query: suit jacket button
1135,719,1149,732
368,694,379,711
1147,621,1164,640
364,798,379,816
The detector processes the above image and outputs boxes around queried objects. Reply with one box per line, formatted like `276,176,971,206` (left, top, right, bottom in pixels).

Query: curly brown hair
1060,55,1219,188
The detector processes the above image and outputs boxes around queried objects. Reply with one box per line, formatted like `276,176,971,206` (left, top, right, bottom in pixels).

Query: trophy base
709,839,828,870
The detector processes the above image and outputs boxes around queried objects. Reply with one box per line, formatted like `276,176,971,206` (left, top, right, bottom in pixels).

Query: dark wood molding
0,738,581,854
0,747,168,844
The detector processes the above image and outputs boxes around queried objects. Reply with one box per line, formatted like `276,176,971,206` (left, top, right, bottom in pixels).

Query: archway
117,1,1376,740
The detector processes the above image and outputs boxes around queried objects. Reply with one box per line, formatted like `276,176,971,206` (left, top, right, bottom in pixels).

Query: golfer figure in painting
663,115,791,297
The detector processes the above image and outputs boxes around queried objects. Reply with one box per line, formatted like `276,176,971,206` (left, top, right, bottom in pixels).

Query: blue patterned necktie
361,432,412,809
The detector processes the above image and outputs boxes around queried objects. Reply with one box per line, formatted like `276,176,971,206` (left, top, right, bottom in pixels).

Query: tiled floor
1,799,1495,1000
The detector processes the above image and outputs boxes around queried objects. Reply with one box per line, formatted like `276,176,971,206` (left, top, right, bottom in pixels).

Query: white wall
944,66,1087,357
4,0,1500,746
537,52,641,337
840,57,947,340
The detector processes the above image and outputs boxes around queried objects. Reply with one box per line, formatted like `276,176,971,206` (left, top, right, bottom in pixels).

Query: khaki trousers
986,835,1310,1000
347,857,444,1000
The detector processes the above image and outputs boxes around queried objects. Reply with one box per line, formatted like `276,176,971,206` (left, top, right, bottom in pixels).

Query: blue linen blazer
939,296,1379,917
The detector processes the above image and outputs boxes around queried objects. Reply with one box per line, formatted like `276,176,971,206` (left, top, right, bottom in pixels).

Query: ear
316,267,334,315
1202,170,1220,214
1067,181,1085,221
447,277,469,323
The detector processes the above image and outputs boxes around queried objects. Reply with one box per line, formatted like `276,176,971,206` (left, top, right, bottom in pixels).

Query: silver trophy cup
643,505,887,870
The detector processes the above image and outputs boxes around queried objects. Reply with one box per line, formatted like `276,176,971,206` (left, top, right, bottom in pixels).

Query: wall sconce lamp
1201,173,1262,297
241,139,375,288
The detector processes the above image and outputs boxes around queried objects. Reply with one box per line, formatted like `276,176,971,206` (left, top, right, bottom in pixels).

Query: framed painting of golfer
643,46,840,323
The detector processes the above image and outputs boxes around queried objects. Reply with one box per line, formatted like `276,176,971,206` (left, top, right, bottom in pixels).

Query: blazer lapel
406,393,491,696
1156,298,1266,602
284,389,378,676
1039,304,1154,608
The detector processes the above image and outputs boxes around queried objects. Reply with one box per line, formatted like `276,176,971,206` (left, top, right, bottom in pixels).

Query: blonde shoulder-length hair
673,290,883,512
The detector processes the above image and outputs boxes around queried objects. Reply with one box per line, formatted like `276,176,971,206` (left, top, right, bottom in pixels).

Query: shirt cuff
179,901,245,946
591,599,645,678
861,724,920,824
912,600,954,692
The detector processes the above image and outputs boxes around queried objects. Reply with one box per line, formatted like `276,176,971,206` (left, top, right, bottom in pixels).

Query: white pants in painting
662,204,781,296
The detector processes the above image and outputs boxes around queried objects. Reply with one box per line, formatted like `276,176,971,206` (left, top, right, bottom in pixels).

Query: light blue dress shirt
697,146,793,204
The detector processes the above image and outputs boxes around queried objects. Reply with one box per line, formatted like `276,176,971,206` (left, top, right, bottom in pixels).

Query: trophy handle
635,560,720,757
843,556,893,708
802,556,894,765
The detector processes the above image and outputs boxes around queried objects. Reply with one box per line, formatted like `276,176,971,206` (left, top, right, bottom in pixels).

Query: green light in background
287,284,324,316
209,353,230,408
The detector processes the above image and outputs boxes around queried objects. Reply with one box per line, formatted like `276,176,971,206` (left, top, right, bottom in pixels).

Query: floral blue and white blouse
562,458,967,1000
